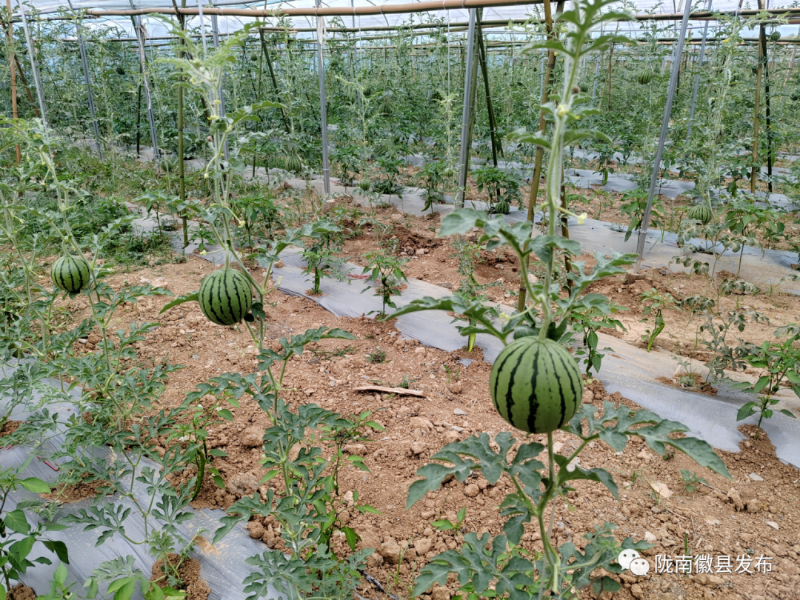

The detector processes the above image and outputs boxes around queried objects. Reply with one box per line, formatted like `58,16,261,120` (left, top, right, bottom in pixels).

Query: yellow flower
577,213,587,225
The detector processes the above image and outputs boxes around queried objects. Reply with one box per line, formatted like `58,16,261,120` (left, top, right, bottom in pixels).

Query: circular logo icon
630,558,650,576
617,549,640,570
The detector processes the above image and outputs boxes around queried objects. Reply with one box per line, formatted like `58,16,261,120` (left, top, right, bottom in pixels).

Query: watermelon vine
387,0,733,596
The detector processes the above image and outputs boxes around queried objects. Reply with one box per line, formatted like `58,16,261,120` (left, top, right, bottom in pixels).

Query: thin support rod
456,9,478,208
763,25,773,192
476,10,503,165
6,0,20,164
209,8,229,161
15,0,47,124
67,0,103,159
750,11,765,193
635,0,692,264
132,15,160,161
685,0,712,143
177,0,188,247
316,0,330,194
260,31,290,133
518,0,557,311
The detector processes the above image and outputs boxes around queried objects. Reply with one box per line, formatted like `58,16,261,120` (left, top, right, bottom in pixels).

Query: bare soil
43,245,800,600
151,554,210,600
7,584,36,600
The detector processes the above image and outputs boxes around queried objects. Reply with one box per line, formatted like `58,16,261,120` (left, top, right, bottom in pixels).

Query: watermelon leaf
159,291,198,314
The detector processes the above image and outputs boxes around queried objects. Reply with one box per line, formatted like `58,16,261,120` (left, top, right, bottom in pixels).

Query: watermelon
199,268,253,326
637,71,653,85
490,338,581,434
771,31,781,42
51,255,91,293
493,200,510,215
284,155,303,173
688,204,712,224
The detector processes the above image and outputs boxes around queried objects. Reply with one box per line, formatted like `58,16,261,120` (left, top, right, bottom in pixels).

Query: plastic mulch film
0,363,280,600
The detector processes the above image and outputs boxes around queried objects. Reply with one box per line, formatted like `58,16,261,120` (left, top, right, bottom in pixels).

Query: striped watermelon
490,338,581,434
199,268,253,326
688,204,712,224
51,255,91,293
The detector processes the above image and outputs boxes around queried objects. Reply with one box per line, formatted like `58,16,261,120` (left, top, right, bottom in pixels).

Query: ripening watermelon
199,268,253,326
490,338,581,434
284,155,303,174
51,255,91,293
493,200,510,215
688,204,712,224
637,71,653,85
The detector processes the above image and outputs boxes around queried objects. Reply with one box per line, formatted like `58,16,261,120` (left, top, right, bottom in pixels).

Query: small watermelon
51,255,91,293
688,204,712,224
490,338,581,434
579,83,589,93
637,71,653,85
199,268,253,326
284,154,303,173
116,66,125,75
770,31,781,42
493,200,510,215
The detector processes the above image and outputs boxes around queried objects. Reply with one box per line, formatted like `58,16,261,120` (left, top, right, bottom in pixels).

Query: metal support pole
635,0,692,264
15,0,46,124
456,9,477,208
316,0,330,194
591,53,600,102
132,14,160,161
685,0,712,144
67,0,102,159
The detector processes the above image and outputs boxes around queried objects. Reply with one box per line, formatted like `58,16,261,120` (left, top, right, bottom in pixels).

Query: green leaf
208,449,228,457
4,510,30,534
737,401,757,422
43,540,69,564
159,291,198,314
753,376,770,394
217,409,234,421
779,409,797,419
438,209,494,237
342,526,360,550
432,519,455,531
20,477,51,494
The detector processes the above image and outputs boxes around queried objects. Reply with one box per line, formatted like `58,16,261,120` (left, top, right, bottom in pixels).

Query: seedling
679,469,708,496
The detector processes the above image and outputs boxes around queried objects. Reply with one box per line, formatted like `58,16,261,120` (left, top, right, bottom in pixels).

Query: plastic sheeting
0,363,278,599
269,249,800,466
